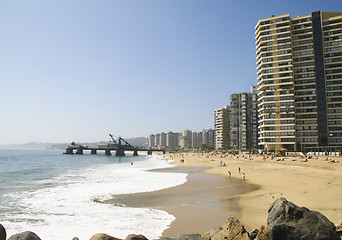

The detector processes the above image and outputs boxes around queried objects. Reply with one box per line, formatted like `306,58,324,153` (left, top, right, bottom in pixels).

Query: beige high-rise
255,11,342,151
214,106,230,150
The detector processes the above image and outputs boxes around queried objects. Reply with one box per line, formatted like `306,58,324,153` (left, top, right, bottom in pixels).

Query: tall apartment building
214,106,231,149
202,129,215,148
255,11,342,151
166,131,180,150
230,92,258,150
148,134,155,148
183,129,193,148
192,132,203,148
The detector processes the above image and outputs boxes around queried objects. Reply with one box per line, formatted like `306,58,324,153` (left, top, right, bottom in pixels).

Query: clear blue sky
0,0,341,144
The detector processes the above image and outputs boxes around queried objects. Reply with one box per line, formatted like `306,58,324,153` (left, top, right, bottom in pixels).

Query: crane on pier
109,134,118,145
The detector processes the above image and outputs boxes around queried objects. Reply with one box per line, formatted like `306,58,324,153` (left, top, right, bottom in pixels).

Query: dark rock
89,233,122,240
7,231,41,240
254,226,269,240
267,198,339,240
160,234,204,240
72,237,80,240
210,217,250,240
0,224,6,240
250,229,259,240
125,234,148,240
202,227,223,240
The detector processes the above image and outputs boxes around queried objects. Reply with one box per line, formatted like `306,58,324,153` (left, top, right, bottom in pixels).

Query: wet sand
107,166,259,237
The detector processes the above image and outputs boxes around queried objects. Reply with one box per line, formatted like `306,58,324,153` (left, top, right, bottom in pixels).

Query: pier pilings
91,149,97,154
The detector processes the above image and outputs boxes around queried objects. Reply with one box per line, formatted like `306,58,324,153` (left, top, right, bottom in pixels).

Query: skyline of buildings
149,129,215,150
214,87,258,151
149,11,342,153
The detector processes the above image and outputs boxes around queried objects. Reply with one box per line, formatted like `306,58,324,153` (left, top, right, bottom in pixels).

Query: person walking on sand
238,167,241,173
228,171,231,177
243,173,246,181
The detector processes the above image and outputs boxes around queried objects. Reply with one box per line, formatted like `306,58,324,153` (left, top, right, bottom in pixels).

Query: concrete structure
202,129,215,148
214,106,230,149
230,92,258,150
160,132,167,147
149,134,155,148
154,133,160,147
166,131,180,150
183,129,193,148
192,132,200,148
255,11,342,151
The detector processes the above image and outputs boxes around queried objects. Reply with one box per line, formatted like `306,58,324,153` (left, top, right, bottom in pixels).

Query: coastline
106,152,342,238
107,165,259,237
166,153,342,231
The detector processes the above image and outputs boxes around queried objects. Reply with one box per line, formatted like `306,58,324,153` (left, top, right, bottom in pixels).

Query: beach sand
108,166,258,237
167,153,342,231
108,153,342,237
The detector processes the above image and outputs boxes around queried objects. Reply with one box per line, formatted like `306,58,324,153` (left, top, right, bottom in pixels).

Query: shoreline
167,153,342,230
107,165,259,237
106,152,342,238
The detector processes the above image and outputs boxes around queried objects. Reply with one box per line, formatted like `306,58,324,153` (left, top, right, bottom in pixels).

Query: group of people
227,167,246,181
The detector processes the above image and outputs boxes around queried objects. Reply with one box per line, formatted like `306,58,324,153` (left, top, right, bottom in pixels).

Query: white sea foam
2,155,187,240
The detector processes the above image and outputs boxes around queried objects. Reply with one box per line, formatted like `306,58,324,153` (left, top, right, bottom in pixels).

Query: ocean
0,149,187,240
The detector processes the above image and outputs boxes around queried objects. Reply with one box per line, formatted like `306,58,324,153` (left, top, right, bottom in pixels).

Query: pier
64,135,165,156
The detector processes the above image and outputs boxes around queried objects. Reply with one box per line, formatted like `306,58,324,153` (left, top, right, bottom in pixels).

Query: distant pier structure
64,134,165,156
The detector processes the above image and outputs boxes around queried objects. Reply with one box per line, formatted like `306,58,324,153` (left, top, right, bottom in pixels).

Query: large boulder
89,233,122,240
7,231,41,240
0,224,6,240
267,198,339,240
209,217,250,240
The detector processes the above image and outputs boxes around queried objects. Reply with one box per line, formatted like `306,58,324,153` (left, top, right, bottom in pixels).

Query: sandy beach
166,153,342,230
109,152,342,237
108,165,258,237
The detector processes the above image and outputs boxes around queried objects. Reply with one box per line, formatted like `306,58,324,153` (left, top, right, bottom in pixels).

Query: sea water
0,149,187,240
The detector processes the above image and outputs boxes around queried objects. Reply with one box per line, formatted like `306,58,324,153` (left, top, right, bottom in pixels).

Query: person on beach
238,167,241,173
243,173,246,181
228,171,231,177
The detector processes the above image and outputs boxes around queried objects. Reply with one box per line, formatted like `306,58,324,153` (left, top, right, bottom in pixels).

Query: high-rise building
154,133,160,147
149,134,155,148
183,129,193,148
202,129,215,148
230,92,258,150
192,132,199,148
255,11,342,151
160,132,167,147
166,131,180,150
214,106,231,149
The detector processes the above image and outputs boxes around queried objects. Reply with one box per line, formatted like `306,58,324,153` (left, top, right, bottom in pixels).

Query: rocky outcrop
203,217,250,240
7,231,41,240
89,233,122,240
201,227,222,240
0,224,6,240
267,198,340,240
254,226,268,240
